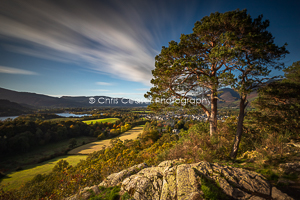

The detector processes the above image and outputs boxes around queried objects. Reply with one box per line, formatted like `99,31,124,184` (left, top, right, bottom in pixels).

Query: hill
217,88,258,108
0,99,32,116
0,87,83,108
61,96,149,107
0,87,149,108
0,87,257,109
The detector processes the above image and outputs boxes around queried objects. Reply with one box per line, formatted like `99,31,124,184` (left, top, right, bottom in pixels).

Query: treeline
0,120,91,155
0,113,147,156
0,120,111,156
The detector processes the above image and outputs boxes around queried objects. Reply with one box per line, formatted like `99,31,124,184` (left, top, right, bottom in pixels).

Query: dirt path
68,126,143,154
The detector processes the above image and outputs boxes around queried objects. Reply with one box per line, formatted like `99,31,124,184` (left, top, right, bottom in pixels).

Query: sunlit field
131,111,152,113
68,126,144,154
1,155,87,190
82,118,120,125
46,117,82,122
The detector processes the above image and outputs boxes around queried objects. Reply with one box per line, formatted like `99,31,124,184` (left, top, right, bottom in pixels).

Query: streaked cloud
96,82,113,86
0,0,197,86
0,66,38,75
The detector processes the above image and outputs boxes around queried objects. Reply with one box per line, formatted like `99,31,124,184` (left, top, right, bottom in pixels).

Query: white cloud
0,0,160,85
0,66,38,75
0,0,198,86
96,82,113,86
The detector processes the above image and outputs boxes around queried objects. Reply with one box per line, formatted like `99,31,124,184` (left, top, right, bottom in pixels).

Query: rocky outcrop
66,160,294,200
99,163,148,188
279,162,300,174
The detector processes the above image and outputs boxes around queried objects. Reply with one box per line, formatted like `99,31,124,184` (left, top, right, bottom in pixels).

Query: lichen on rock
65,160,294,200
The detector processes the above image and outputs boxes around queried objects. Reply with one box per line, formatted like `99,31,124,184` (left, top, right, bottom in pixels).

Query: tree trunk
210,89,218,137
230,95,248,159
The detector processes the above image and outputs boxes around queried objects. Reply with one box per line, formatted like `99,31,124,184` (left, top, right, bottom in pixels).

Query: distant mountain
217,88,258,108
62,96,149,107
190,87,258,108
0,87,149,108
0,87,257,109
0,99,33,116
0,87,84,108
218,88,240,103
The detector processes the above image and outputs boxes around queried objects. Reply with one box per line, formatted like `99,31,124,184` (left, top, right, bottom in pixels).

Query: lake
0,116,19,121
55,113,92,117
0,113,92,121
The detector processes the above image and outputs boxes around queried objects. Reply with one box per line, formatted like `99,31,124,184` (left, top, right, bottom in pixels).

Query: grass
82,118,120,125
0,136,95,170
0,155,87,190
131,111,152,113
89,186,131,200
200,175,228,200
68,126,144,154
46,117,83,122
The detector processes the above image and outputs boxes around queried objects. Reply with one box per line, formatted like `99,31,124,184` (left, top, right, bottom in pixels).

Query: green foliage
121,192,131,200
69,138,77,148
83,118,120,125
97,133,105,140
0,122,177,199
167,122,233,162
89,186,121,200
247,61,300,139
0,119,92,156
200,175,228,200
256,168,279,182
52,159,70,172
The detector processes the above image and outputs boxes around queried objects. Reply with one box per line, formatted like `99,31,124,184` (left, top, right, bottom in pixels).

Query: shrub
200,175,228,200
90,186,121,200
166,122,233,162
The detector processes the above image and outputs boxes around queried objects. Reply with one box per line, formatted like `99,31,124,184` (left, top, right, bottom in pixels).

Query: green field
0,136,95,170
0,155,87,190
131,111,152,113
68,126,144,155
82,118,120,125
46,117,83,122
0,125,142,190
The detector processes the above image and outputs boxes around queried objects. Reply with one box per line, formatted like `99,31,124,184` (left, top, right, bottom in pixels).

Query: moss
256,168,279,181
89,186,121,200
200,175,229,200
282,173,298,181
87,188,96,197
121,192,131,200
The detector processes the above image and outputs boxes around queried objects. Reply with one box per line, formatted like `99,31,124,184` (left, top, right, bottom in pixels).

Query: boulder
99,163,148,187
66,160,294,200
279,162,300,174
119,160,293,200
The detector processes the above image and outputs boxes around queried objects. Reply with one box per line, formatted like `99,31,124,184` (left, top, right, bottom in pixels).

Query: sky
0,0,299,100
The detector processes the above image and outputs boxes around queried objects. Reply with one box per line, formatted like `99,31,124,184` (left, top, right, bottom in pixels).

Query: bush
90,186,121,200
200,175,228,200
97,133,106,140
69,138,77,148
166,122,233,162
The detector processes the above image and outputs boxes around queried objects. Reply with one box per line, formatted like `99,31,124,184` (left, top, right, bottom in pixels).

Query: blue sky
0,0,299,100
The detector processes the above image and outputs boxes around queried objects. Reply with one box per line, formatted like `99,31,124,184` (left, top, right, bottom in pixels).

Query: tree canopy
145,9,288,137
249,61,300,136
